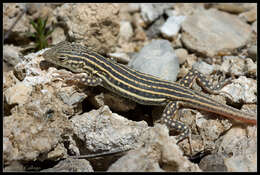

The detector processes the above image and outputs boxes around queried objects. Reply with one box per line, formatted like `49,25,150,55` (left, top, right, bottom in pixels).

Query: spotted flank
42,41,257,144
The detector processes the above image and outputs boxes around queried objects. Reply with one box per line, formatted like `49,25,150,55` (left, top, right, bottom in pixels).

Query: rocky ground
3,3,257,172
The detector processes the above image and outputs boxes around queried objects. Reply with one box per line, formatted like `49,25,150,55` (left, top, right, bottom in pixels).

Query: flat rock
128,39,179,82
181,9,252,57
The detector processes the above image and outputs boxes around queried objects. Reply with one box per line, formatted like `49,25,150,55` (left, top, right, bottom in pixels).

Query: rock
221,76,257,104
195,111,232,141
192,61,215,75
140,3,174,24
247,45,257,61
70,105,148,154
146,16,165,39
252,21,257,33
13,63,27,81
3,71,18,92
3,104,71,165
51,27,66,45
165,9,178,17
128,39,179,82
41,158,94,172
108,124,202,172
175,48,188,64
119,21,133,41
160,15,186,39
54,3,120,54
218,56,247,76
245,58,257,78
26,3,42,15
4,82,33,105
108,52,130,64
57,86,87,106
181,9,252,57
3,45,22,68
46,143,67,161
239,6,257,22
199,153,227,171
3,4,28,33
126,3,140,13
218,126,257,172
3,48,89,167
132,13,146,28
3,161,25,172
212,3,255,14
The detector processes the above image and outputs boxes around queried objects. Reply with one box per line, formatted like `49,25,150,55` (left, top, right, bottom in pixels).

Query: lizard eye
58,55,67,62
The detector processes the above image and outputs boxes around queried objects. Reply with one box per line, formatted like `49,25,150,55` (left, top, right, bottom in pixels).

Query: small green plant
28,16,53,51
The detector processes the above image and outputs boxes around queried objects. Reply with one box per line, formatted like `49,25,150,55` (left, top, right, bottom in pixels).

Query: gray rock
128,39,179,82
41,158,94,172
140,3,174,24
192,61,215,75
160,15,186,38
181,9,252,57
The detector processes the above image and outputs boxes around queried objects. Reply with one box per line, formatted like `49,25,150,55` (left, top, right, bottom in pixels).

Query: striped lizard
42,41,257,142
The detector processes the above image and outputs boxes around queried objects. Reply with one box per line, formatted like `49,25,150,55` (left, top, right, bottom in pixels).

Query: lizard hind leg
160,101,190,143
160,101,193,155
180,68,233,99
